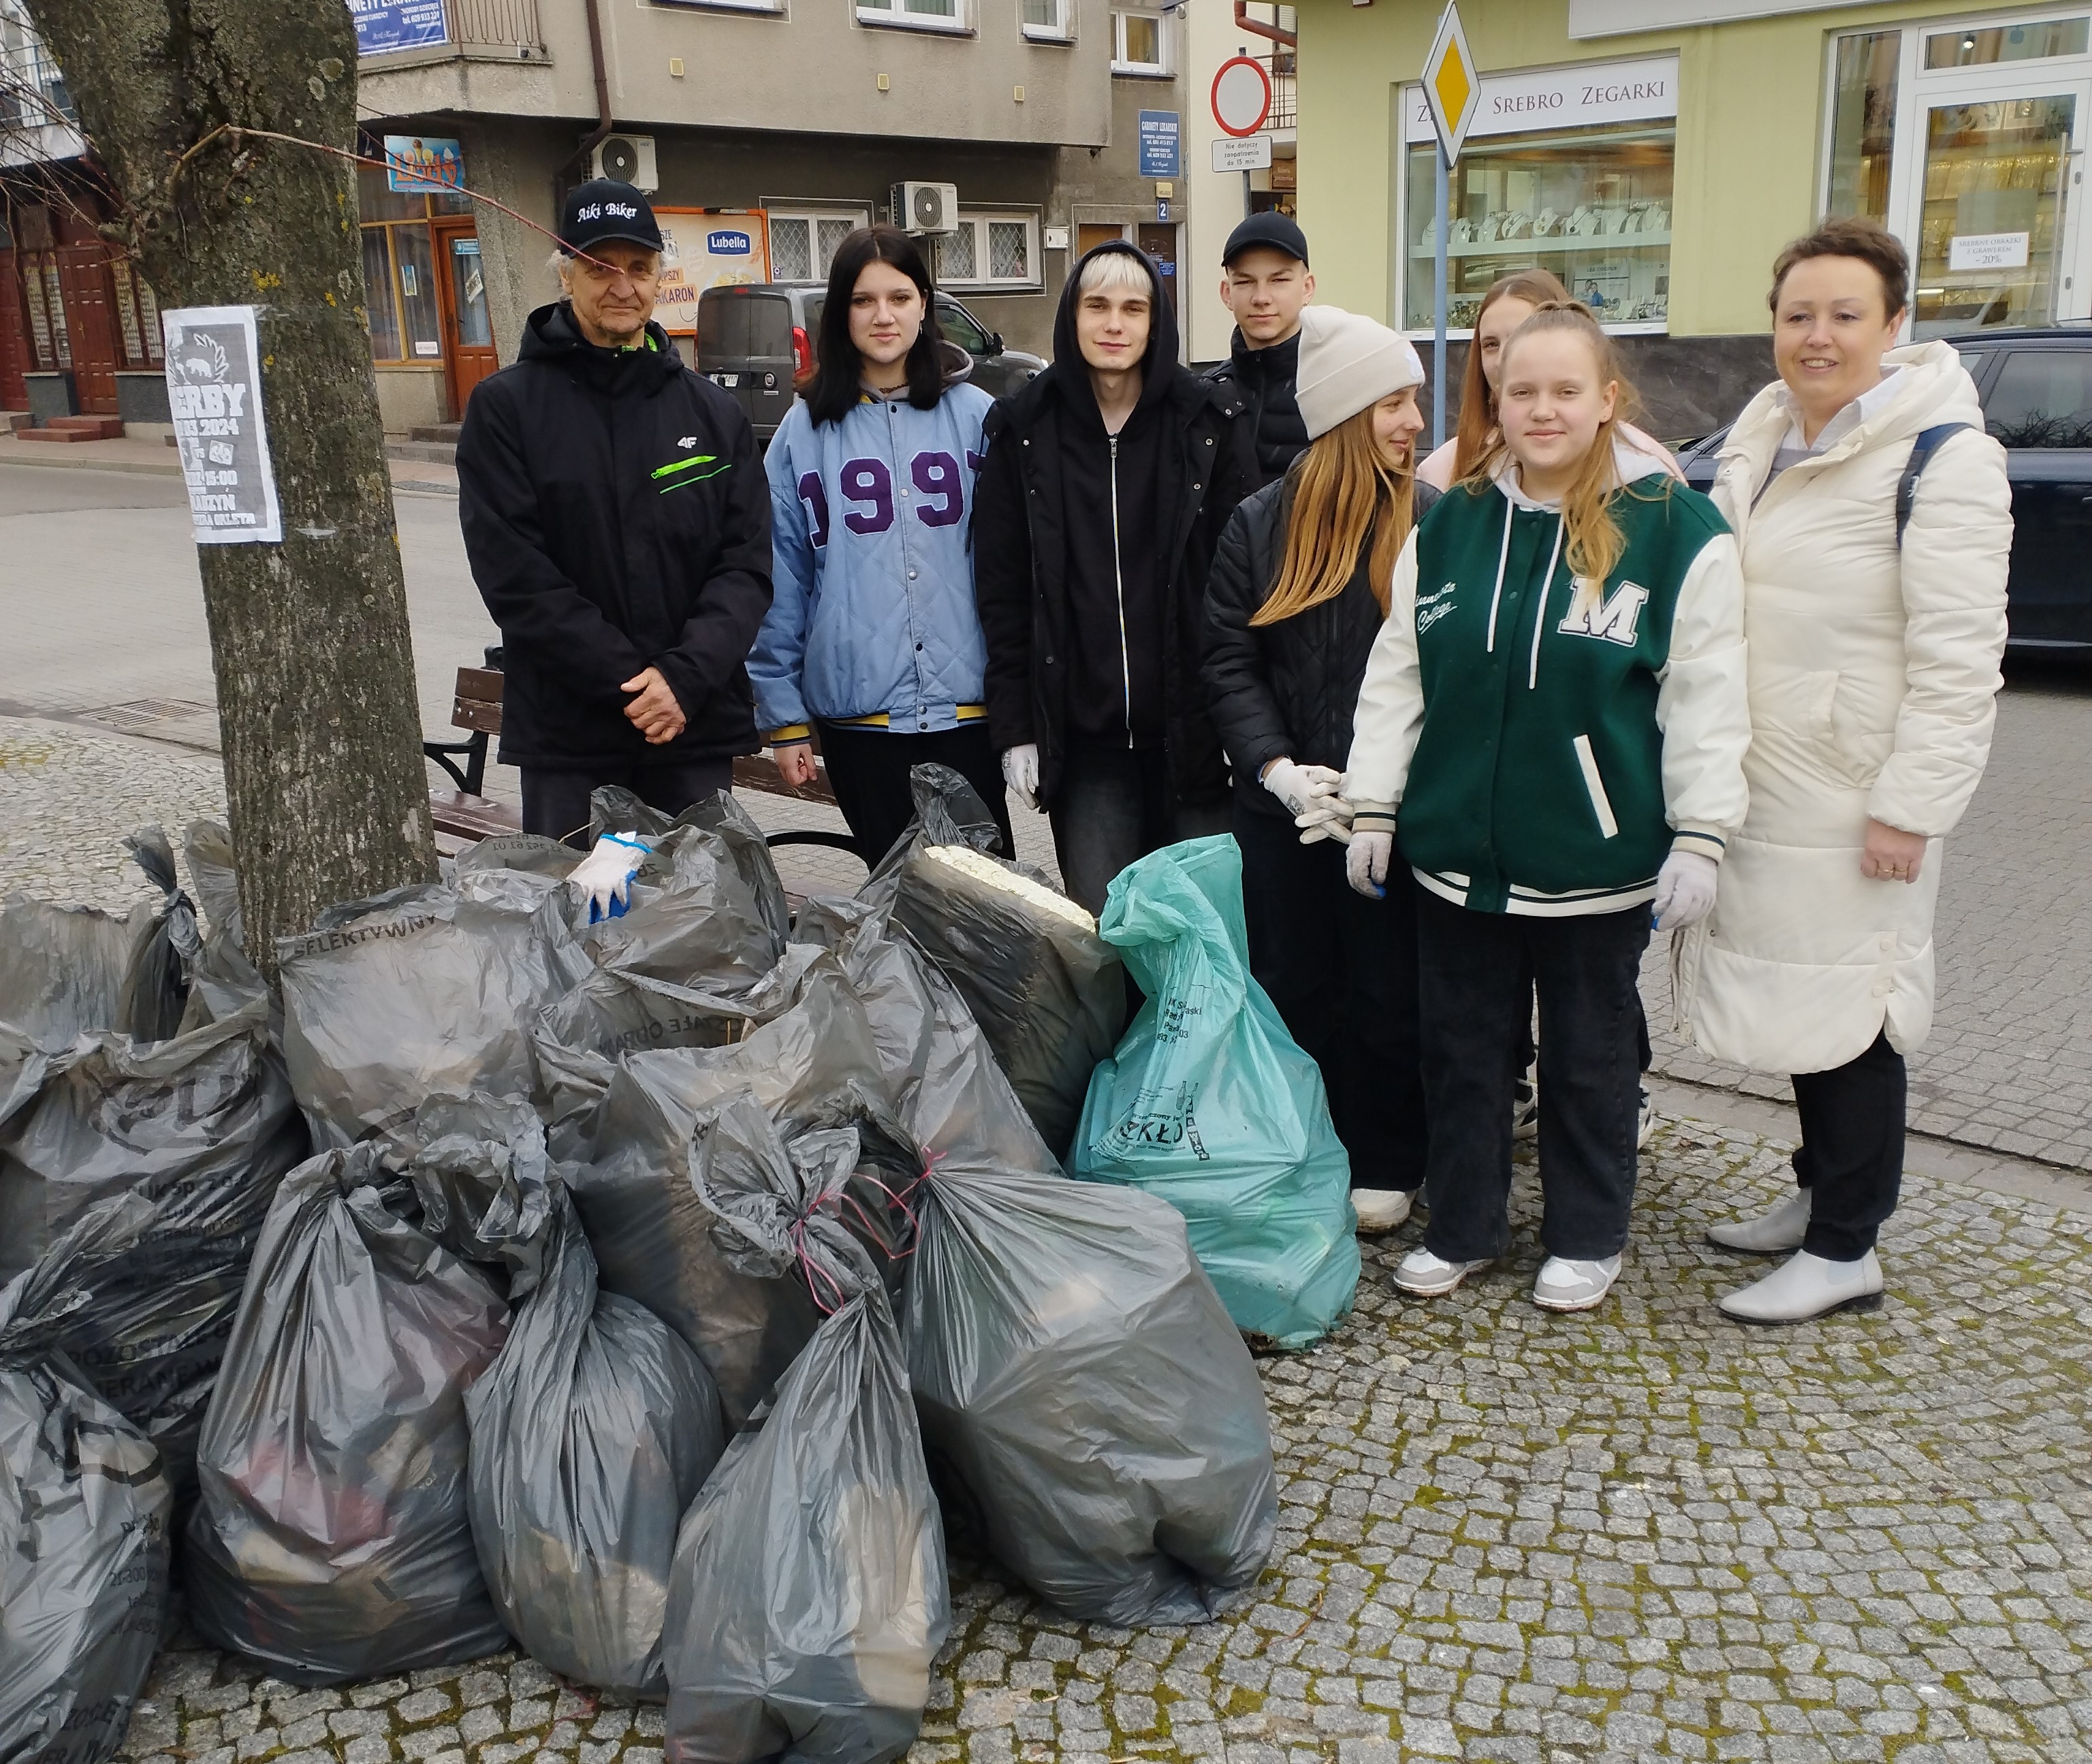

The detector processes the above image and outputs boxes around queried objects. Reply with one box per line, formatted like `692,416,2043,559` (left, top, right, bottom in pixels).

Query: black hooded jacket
972,242,1254,808
1205,328,1308,491
456,301,772,769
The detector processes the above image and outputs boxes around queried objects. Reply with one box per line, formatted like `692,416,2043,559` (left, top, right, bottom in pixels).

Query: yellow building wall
1295,0,2038,337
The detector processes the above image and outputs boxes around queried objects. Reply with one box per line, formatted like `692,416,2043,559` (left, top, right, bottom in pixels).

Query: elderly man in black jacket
972,240,1253,913
456,180,772,842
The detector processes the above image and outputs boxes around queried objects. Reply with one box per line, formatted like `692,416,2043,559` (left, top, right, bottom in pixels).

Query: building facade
1294,0,2089,434
353,0,1197,431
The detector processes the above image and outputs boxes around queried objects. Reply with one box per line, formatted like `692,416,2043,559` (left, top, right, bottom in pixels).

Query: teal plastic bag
1071,836,1359,1349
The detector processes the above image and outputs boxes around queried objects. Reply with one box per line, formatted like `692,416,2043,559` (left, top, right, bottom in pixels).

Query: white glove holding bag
1345,829,1394,899
568,832,652,924
1002,743,1041,812
1651,849,1719,931
1261,758,1352,845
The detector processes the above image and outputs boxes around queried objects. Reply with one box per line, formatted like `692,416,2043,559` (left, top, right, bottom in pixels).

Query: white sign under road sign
1949,230,2031,272
1211,54,1273,137
1421,2,1481,164
1211,134,1274,174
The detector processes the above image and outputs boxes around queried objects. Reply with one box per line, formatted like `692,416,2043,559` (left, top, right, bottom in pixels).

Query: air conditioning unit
590,133,659,192
892,180,960,236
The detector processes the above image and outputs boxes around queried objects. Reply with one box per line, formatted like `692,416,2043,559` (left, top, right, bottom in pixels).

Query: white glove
1263,759,1352,845
1002,743,1041,812
1651,849,1718,931
1345,829,1393,899
568,831,650,924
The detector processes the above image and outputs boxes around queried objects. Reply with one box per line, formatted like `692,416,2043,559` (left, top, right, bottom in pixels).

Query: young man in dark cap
455,178,772,841
1205,212,1316,491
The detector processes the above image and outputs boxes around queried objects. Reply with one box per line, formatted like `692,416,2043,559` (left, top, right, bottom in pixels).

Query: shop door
54,248,120,413
432,220,498,420
1909,82,2090,336
1137,223,1179,320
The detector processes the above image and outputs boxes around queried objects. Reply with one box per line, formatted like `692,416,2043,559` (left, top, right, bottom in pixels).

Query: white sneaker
1706,1188,1811,1255
1350,1188,1415,1233
1391,1247,1491,1297
1512,1064,1539,1142
1719,1249,1883,1324
1636,1088,1656,1151
1532,1253,1622,1312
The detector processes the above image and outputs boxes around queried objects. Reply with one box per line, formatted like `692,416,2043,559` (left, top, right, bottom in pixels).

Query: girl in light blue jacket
752,225,1011,865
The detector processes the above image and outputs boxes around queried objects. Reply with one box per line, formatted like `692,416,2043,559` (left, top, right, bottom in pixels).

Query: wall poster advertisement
162,305,283,546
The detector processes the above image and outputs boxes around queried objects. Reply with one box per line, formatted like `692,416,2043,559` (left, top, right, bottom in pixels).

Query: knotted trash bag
560,947,915,1429
0,1270,171,1764
1073,836,1359,1349
183,1140,512,1684
862,766,1123,1160
663,1093,947,1764
466,1181,725,1698
277,871,591,1147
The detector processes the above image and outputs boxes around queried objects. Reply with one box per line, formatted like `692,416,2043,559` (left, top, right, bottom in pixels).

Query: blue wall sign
352,0,449,56
1137,110,1182,180
383,135,464,194
706,230,754,255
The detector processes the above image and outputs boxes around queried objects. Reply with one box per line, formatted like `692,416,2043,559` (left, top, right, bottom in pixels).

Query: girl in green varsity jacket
1339,302,1750,1314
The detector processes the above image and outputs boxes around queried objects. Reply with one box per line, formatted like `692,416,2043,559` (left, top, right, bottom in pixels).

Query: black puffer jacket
457,302,772,768
1204,330,1308,491
973,242,1254,810
1203,471,1440,817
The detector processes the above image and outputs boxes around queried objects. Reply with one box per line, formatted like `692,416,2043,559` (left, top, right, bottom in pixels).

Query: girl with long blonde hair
1204,306,1434,1234
1335,301,1752,1312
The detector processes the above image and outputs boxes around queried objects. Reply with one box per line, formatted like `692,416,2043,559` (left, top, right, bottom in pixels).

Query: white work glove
1002,743,1041,812
1263,758,1352,846
568,831,651,924
1651,849,1718,931
1346,828,1394,899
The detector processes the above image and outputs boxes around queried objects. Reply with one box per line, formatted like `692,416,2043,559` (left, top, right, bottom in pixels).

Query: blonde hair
1452,268,1570,482
1251,401,1415,627
1464,300,1660,601
1076,249,1153,300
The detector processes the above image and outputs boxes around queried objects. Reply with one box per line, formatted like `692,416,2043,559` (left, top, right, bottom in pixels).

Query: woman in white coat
1676,217,2013,1323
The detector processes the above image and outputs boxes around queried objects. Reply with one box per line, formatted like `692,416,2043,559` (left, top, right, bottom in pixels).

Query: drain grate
76,698,216,731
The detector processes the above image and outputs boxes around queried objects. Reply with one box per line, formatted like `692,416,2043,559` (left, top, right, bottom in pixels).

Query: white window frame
1021,0,1074,42
654,0,784,14
763,204,873,285
857,0,972,35
936,210,1045,291
1110,7,1171,76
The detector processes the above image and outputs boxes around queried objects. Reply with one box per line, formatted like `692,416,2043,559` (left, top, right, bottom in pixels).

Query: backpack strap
1895,421,1976,546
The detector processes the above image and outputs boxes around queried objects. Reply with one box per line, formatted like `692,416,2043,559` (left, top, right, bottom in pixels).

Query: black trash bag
183,1141,512,1685
175,823,274,1033
0,1275,172,1764
277,872,591,1147
862,767,1122,1160
466,1183,726,1698
561,947,915,1430
663,1094,947,1763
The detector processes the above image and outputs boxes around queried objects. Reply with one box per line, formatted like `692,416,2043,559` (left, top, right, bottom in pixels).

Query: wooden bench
422,660,859,863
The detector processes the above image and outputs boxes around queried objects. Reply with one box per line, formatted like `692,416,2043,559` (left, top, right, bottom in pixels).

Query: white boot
1718,1248,1883,1324
1351,1188,1415,1233
1706,1188,1811,1254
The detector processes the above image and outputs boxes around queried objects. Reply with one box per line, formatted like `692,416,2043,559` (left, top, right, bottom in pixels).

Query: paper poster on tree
163,305,283,546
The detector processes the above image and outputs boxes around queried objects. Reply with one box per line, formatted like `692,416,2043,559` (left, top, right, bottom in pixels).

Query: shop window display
1405,123,1674,330
1826,30,1900,225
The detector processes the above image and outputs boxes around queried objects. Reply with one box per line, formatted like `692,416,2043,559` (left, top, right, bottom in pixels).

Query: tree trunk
22,0,439,977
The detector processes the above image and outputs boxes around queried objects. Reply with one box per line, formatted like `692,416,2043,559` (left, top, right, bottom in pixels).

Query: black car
695,283,1045,443
1676,328,2092,649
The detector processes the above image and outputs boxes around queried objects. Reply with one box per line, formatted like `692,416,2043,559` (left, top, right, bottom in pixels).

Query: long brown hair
1252,401,1416,626
1466,301,1656,597
1451,268,1571,482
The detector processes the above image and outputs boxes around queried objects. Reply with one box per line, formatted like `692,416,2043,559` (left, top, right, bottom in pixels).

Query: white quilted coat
1675,341,2012,1075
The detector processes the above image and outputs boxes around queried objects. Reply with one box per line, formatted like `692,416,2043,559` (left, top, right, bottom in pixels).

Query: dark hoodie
1205,328,1309,490
456,300,772,768
972,243,1254,806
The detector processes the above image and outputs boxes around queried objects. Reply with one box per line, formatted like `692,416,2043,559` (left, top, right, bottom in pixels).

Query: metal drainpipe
1231,1,1297,48
562,0,616,186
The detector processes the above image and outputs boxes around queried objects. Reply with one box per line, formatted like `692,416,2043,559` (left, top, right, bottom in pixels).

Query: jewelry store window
1403,121,1675,332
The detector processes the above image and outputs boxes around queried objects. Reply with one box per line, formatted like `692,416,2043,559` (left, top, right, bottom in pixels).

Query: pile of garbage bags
1,770,1374,1763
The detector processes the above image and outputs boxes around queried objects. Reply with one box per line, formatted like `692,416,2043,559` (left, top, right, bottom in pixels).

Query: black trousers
1047,744,1233,917
1415,888,1651,1263
1790,1031,1905,1261
520,757,735,848
814,721,1015,868
1235,808,1429,1193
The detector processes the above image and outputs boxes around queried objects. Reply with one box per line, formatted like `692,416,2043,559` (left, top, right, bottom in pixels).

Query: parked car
695,283,1045,443
1675,327,2092,649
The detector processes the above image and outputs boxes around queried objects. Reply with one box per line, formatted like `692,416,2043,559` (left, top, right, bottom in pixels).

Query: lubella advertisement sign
1404,52,1678,142
654,210,772,330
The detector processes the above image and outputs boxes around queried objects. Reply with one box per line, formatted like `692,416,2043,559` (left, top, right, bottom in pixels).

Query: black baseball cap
559,178,664,255
1222,212,1310,268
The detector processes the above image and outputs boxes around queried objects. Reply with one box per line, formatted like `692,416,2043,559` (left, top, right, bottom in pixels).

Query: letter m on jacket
1558,578,1650,646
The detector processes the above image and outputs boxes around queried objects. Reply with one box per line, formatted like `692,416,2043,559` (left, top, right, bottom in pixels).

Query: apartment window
1023,0,1073,40
1111,7,1169,74
1825,31,1899,225
936,212,1041,289
766,207,872,284
859,0,969,32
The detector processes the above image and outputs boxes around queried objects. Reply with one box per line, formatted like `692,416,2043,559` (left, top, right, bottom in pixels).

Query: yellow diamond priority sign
1422,3,1480,165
